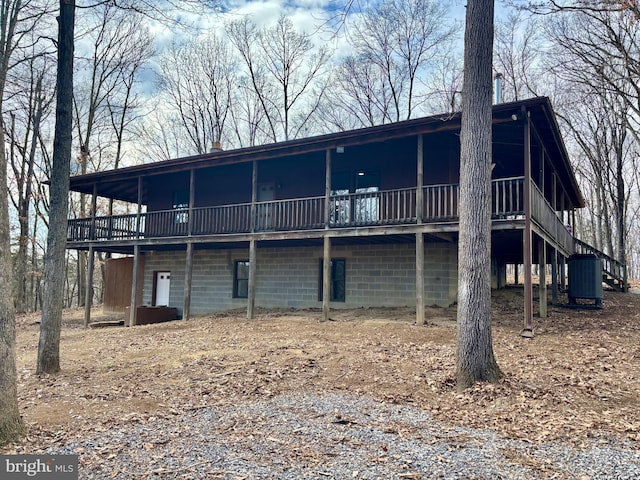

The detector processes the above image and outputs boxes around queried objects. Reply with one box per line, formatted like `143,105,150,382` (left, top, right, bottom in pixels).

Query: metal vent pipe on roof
494,73,503,104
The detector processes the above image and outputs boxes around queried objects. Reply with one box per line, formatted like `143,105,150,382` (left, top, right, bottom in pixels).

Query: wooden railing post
135,176,143,238
90,184,97,240
325,149,331,227
188,169,195,236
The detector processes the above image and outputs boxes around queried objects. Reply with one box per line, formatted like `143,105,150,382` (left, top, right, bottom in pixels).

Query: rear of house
68,97,617,327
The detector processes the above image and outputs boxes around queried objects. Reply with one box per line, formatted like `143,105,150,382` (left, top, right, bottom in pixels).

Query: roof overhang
66,97,584,208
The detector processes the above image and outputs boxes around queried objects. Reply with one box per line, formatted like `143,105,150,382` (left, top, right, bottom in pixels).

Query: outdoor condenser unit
568,254,603,306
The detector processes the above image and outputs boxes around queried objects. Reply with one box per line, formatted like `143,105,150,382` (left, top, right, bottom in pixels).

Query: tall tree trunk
37,0,75,375
0,125,23,445
0,102,23,446
0,0,31,445
456,0,502,389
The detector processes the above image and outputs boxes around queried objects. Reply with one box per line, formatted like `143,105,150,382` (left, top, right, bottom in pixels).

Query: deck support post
322,235,331,322
416,232,425,325
560,255,566,290
83,245,94,327
183,242,194,321
522,108,534,337
539,238,547,318
415,134,425,325
514,264,519,285
247,160,258,320
551,247,558,304
247,239,256,319
322,149,332,322
129,244,140,326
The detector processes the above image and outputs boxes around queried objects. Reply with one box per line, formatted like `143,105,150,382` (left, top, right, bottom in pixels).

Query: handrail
574,237,628,290
330,187,416,226
67,178,568,244
530,182,573,254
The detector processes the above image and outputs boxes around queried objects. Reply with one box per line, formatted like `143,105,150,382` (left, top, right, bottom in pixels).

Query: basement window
233,260,250,298
318,259,346,302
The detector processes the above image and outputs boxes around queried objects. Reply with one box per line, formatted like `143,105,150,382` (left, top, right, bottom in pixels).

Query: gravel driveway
50,393,640,479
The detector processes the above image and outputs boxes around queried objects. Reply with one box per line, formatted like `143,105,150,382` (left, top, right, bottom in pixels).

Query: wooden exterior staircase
574,238,629,292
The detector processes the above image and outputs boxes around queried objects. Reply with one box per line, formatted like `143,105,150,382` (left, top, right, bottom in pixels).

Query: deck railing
256,196,325,231
67,177,544,242
530,182,574,254
330,188,417,226
491,177,524,218
423,183,458,219
192,203,252,234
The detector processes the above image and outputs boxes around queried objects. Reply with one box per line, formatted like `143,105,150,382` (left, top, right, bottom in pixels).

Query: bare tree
227,15,331,142
37,0,221,376
156,34,236,154
319,55,394,130
456,0,503,389
8,55,55,313
69,4,152,306
346,0,459,123
1,0,54,443
37,0,75,375
228,74,268,148
136,109,189,161
541,5,638,277
493,10,543,101
428,53,464,114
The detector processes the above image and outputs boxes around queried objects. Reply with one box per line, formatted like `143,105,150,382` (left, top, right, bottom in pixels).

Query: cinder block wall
142,243,458,316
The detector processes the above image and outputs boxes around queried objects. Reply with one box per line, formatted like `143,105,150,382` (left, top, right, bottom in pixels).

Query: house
66,97,625,330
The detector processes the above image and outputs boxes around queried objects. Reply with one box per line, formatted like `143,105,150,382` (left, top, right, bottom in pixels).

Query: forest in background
4,0,640,313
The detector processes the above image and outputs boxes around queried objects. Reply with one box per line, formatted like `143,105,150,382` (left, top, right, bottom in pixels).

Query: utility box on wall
568,254,603,306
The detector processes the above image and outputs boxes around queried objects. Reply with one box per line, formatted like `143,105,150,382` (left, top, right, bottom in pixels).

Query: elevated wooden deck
70,176,528,232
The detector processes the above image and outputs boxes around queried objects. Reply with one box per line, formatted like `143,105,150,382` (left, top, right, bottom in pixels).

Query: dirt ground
3,287,640,458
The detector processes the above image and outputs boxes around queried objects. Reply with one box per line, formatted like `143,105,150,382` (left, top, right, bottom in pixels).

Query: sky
145,0,473,67
152,0,475,43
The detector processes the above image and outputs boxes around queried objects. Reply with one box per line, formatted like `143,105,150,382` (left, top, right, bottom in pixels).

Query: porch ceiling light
357,171,365,176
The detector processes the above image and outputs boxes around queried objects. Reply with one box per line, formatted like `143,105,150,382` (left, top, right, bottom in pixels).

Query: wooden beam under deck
68,219,534,252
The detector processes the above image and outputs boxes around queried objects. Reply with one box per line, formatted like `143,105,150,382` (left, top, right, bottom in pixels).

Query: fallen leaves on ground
4,288,640,466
